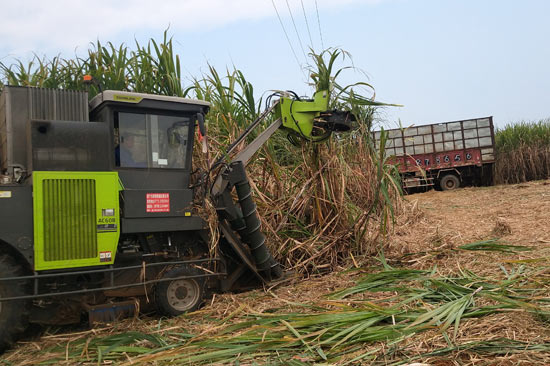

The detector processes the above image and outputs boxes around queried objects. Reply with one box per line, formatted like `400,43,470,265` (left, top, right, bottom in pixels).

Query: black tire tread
0,254,30,353
440,174,460,191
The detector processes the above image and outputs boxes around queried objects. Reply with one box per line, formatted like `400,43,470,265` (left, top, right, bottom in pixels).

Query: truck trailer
374,117,495,191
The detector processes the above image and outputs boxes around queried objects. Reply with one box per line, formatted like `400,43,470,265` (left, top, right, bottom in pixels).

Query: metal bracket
437,168,461,178
211,118,282,197
218,220,265,284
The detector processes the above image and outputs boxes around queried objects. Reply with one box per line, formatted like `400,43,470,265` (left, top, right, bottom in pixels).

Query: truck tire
0,254,30,353
155,266,205,316
439,174,460,191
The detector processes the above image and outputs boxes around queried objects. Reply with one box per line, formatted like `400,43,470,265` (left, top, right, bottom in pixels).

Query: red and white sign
146,193,170,212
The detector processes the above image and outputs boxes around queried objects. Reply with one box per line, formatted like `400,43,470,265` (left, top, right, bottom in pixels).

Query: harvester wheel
155,266,205,316
439,174,461,191
0,254,30,353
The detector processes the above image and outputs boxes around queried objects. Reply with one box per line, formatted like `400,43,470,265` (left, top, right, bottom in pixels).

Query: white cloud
0,0,382,57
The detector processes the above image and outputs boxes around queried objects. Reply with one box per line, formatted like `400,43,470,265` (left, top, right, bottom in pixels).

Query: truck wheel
439,174,460,191
155,266,205,316
0,254,30,353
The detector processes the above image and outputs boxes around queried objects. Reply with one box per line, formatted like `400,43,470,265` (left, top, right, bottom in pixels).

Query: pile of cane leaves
457,239,534,253
22,261,549,365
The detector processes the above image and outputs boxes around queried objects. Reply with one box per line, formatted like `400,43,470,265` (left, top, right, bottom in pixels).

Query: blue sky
1,0,548,128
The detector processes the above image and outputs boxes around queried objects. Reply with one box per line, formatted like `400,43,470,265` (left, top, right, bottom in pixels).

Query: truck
0,84,353,351
374,117,495,191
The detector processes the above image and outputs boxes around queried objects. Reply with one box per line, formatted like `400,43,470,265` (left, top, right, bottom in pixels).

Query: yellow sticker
185,212,192,217
113,94,143,103
0,191,12,198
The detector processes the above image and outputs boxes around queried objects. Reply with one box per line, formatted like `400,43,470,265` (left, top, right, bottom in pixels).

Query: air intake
0,86,88,175
42,178,97,261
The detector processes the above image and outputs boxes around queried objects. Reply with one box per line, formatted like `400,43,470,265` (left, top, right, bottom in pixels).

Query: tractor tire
155,266,205,316
439,174,461,191
0,254,30,353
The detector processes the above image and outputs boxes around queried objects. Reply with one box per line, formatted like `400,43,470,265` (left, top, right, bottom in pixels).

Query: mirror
196,113,206,137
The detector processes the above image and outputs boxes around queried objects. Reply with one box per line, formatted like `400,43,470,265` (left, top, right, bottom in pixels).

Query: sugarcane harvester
0,84,354,351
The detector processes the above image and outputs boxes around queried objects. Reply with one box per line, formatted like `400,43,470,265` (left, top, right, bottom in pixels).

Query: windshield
116,112,191,169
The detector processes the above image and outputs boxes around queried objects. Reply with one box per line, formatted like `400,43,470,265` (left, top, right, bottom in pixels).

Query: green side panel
43,178,97,261
33,171,121,271
275,90,329,138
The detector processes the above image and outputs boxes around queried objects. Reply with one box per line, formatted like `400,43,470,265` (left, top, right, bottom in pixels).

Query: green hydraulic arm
209,90,355,288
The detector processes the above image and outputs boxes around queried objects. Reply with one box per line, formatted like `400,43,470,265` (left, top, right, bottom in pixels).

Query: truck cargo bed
374,117,495,190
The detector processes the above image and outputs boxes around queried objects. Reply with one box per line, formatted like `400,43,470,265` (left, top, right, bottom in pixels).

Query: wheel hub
166,279,200,312
174,286,188,299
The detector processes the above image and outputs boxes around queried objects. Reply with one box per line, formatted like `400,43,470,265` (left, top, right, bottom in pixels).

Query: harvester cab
0,85,355,352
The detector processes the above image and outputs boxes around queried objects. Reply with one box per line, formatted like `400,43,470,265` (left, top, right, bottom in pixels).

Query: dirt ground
406,180,550,247
4,180,550,365
389,180,550,273
382,180,550,364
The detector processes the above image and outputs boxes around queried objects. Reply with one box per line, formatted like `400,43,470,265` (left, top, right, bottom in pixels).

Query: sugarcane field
1,1,549,365
2,178,550,365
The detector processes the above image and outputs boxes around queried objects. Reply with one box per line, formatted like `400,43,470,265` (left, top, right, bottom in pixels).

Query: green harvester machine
0,84,354,352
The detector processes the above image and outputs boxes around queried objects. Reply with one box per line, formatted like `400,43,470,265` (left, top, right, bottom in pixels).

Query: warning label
99,251,112,263
146,193,170,212
0,191,12,198
97,224,117,233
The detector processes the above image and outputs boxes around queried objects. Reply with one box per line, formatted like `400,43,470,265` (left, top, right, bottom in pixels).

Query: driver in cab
117,133,147,168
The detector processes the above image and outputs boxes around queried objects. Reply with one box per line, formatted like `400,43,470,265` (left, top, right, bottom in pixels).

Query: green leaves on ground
27,264,549,365
458,239,533,253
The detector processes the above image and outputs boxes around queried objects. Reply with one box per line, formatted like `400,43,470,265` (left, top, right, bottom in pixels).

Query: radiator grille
43,179,97,261
29,87,89,122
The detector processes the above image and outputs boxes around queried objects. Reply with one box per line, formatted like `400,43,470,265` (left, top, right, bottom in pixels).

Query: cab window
152,115,189,169
116,112,147,168
115,112,191,169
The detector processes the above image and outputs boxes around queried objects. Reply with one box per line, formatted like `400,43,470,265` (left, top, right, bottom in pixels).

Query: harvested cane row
4,248,549,365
